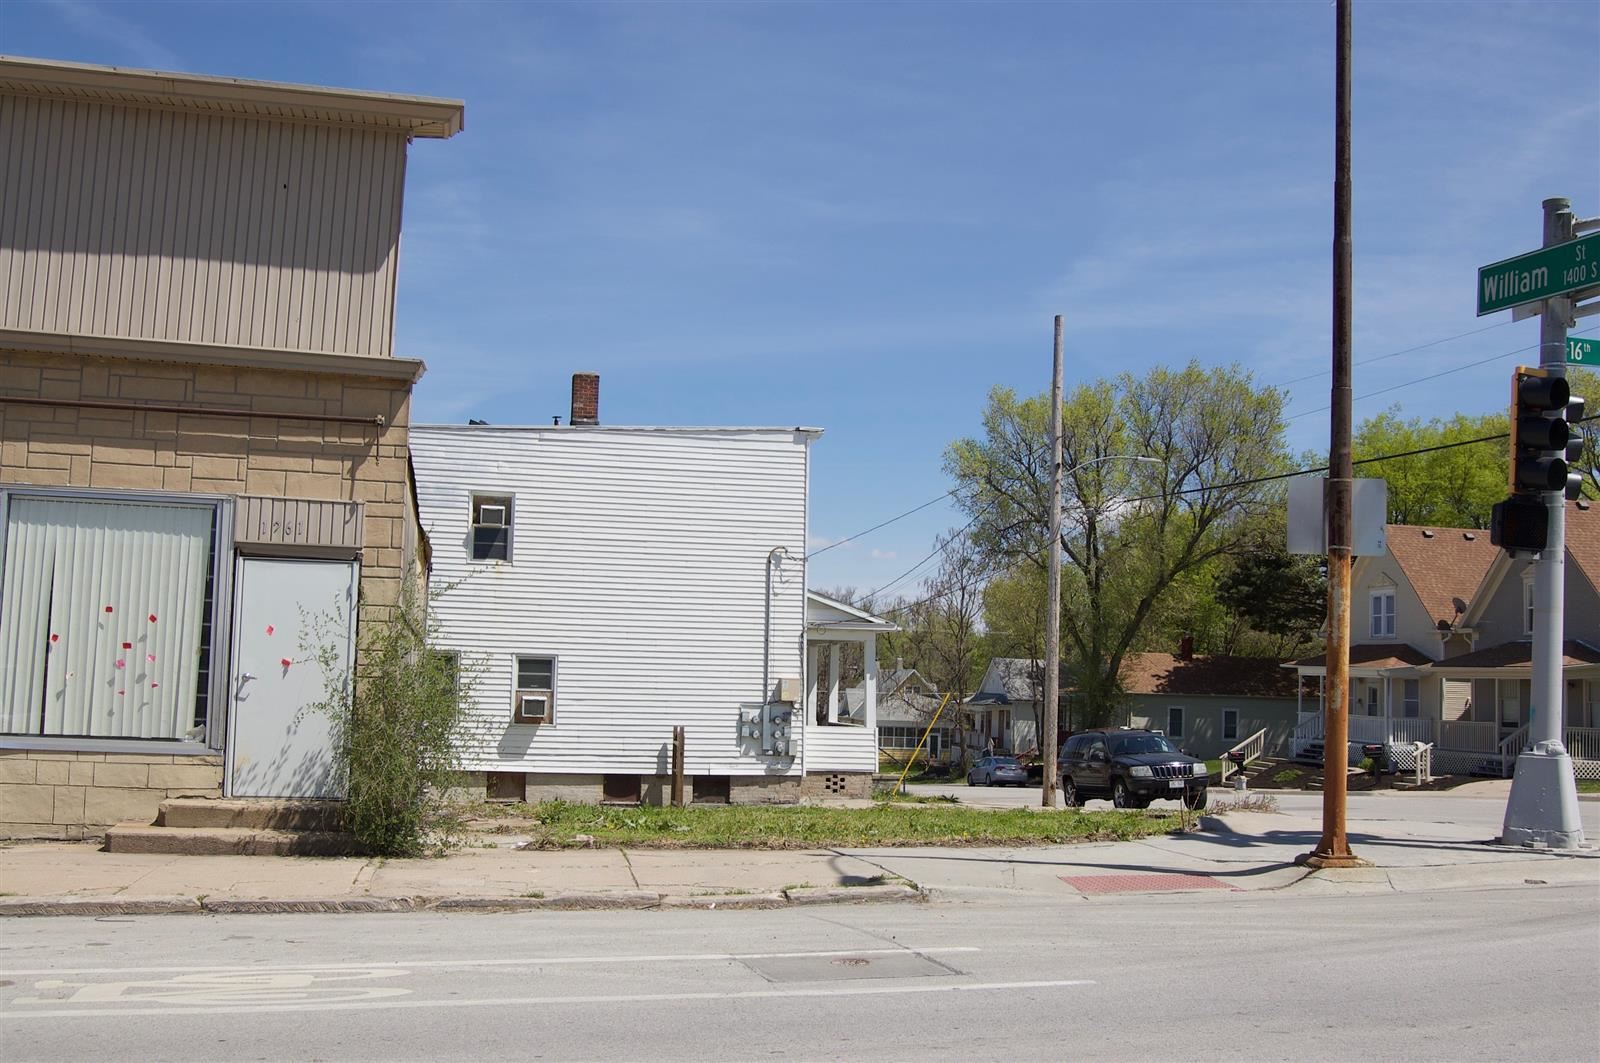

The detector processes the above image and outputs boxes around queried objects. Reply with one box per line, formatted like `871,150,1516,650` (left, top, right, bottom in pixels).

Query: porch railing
1291,712,1323,757
1219,727,1268,785
1564,726,1600,762
1497,724,1530,778
1438,720,1499,753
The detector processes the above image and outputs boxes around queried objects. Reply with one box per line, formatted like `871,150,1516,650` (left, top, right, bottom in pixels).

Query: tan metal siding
412,428,811,778
0,94,405,357
235,496,363,554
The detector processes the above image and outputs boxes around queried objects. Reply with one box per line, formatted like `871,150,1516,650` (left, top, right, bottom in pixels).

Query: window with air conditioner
512,655,555,724
470,495,513,562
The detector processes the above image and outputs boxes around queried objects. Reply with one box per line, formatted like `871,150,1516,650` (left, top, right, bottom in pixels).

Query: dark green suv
1059,728,1208,810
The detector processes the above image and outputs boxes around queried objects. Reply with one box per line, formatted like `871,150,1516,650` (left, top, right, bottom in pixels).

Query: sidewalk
2,808,1595,916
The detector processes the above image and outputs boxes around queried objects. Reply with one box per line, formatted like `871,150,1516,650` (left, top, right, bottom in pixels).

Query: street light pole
1043,317,1065,808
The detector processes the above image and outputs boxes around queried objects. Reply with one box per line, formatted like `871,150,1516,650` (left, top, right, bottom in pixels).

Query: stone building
0,56,463,836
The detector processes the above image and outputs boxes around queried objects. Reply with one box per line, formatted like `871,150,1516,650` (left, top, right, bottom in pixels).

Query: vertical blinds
0,497,214,739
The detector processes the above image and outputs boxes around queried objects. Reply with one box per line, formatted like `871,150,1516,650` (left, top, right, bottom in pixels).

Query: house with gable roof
1287,501,1600,777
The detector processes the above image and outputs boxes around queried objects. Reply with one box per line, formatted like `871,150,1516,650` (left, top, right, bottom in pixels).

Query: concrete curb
783,884,923,905
0,895,202,917
202,897,417,914
0,885,927,917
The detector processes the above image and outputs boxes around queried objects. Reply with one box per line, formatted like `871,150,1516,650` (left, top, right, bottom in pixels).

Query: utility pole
1303,0,1365,869
1042,315,1065,809
1501,198,1586,849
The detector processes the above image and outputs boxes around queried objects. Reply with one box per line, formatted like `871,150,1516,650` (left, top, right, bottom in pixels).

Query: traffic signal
1491,495,1549,553
1562,394,1586,501
1508,367,1575,495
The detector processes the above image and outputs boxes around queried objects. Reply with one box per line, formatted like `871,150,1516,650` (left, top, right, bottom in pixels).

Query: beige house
1287,506,1600,777
0,57,463,837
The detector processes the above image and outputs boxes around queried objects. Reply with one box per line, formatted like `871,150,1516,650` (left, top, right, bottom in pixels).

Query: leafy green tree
946,361,1289,726
1353,408,1507,527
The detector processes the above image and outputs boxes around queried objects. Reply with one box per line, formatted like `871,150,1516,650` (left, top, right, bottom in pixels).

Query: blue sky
5,1,1598,594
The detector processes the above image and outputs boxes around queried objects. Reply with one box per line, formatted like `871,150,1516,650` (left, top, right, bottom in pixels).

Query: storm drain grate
1060,872,1238,895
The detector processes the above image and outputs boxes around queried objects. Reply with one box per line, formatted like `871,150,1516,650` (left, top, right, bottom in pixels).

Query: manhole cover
741,952,953,983
1061,872,1238,895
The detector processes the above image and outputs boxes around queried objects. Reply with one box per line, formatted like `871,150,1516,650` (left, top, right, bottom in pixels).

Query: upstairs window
470,495,512,562
1369,590,1396,639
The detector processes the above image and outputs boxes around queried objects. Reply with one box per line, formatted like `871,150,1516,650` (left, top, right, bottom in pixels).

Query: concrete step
103,823,364,857
155,798,346,833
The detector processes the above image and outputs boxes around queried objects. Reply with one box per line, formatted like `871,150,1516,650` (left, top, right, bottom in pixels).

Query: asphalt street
911,781,1600,834
3,883,1597,1062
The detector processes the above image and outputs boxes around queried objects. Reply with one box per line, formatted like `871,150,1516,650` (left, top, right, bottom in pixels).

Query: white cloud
869,548,898,561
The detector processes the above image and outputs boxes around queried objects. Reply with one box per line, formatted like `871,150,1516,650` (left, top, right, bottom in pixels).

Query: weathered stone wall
0,348,417,612
0,347,420,834
0,750,223,839
799,771,872,800
730,775,803,805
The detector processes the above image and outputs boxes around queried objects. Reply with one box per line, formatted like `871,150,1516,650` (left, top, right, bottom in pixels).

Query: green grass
487,800,1181,850
1205,759,1222,777
1578,780,1600,794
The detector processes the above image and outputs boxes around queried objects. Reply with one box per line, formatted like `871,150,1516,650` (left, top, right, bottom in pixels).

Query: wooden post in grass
672,726,686,807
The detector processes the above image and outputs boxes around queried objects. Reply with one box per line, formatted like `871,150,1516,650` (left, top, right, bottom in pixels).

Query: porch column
805,643,819,720
1384,675,1392,741
827,644,841,724
863,634,878,732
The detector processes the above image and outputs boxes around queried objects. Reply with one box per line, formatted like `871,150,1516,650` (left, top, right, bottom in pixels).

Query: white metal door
227,558,357,798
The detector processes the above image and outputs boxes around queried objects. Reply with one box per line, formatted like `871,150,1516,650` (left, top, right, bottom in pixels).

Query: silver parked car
967,755,1029,787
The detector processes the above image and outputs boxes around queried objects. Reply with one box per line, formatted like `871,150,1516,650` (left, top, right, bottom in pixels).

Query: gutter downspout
763,546,789,706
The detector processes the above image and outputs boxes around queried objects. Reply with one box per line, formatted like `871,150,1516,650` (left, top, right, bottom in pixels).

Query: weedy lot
464,800,1183,849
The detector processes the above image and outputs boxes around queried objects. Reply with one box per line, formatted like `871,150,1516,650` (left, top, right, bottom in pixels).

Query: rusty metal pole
1303,0,1365,868
1042,316,1065,808
671,726,686,808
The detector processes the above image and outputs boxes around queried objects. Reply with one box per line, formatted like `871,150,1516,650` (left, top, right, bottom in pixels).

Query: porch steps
103,799,362,857
156,798,346,832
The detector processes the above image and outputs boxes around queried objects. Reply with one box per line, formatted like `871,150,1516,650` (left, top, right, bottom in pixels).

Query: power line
1272,319,1515,389
859,510,985,601
805,491,954,559
813,323,1597,563
861,418,1599,612
1285,325,1598,421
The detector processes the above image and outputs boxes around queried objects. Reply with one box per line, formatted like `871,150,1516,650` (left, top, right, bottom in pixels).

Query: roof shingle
1383,524,1499,628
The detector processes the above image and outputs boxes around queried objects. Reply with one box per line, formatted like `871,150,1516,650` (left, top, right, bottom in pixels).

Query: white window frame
0,486,234,755
1402,679,1420,718
1522,573,1535,636
1222,709,1238,742
1369,589,1396,639
512,654,556,725
469,493,514,563
1167,706,1185,738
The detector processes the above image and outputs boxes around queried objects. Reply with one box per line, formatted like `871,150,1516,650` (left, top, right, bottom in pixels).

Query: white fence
1291,714,1600,778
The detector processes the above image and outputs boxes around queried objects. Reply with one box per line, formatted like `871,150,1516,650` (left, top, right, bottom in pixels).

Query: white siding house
412,394,850,803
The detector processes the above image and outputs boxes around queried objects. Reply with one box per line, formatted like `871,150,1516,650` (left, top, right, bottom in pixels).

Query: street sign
1286,477,1388,556
1477,232,1600,316
1569,336,1597,365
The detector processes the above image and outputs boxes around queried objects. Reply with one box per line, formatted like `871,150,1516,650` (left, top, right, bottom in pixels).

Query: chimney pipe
1179,634,1194,661
571,372,599,426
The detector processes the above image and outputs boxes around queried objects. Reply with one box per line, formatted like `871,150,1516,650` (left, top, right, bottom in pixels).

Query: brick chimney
570,372,599,426
1178,634,1194,661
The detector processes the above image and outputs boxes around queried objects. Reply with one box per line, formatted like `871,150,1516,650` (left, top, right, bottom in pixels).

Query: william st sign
1477,231,1600,316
